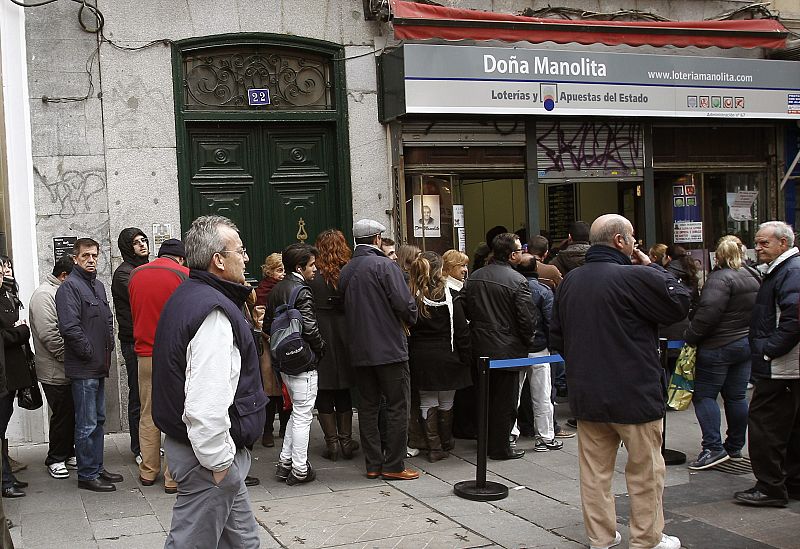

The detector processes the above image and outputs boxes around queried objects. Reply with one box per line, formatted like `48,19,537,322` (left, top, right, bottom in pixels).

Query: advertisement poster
673,180,702,243
413,195,441,238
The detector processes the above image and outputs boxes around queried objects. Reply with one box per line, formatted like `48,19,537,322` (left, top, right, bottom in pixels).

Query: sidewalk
3,403,798,548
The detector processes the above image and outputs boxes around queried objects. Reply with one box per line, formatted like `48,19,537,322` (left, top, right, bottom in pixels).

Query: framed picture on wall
413,195,441,238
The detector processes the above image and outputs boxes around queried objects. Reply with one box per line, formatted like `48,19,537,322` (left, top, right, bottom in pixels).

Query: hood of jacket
555,242,590,269
118,227,149,266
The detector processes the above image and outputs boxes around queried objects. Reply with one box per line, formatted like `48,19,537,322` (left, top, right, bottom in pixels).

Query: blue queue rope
489,355,564,369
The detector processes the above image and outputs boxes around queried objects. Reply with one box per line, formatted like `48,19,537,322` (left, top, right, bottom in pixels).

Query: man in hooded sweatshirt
111,228,149,462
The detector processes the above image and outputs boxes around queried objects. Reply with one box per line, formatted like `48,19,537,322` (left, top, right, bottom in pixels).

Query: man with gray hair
550,214,691,549
152,216,266,548
734,221,800,508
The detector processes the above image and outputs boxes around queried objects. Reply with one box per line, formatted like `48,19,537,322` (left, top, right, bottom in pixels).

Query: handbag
666,343,696,411
17,345,43,410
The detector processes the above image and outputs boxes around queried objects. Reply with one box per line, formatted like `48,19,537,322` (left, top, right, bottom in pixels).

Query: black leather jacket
265,274,326,359
464,261,538,359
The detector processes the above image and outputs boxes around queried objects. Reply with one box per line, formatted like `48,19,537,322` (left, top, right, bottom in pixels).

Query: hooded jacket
29,274,69,385
112,228,149,342
551,242,590,275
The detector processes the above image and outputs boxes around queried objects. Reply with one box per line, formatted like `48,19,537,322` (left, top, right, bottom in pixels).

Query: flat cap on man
157,239,186,258
353,219,386,239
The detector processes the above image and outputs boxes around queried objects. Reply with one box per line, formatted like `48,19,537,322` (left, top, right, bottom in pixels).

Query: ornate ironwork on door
182,46,333,110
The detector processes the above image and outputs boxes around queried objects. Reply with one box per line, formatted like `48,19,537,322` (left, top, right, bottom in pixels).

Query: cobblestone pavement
3,400,798,548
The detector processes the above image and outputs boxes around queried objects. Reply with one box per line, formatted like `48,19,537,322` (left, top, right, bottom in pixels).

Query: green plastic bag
667,344,696,411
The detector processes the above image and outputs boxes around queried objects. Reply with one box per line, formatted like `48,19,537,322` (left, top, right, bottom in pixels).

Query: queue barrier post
454,353,563,501
660,338,687,466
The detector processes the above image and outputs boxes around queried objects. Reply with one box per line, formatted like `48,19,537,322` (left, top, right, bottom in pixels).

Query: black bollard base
663,448,686,466
454,480,509,501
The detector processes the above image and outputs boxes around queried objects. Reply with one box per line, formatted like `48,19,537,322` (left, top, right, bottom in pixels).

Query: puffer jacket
552,242,589,275
111,227,149,342
265,273,325,359
749,248,800,380
464,261,537,359
29,274,69,385
684,266,759,349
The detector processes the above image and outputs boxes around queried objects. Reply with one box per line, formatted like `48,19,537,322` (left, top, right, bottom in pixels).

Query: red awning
390,0,789,49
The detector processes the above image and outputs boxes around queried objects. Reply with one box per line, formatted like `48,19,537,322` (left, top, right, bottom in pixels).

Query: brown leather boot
407,407,427,451
336,410,360,459
438,408,455,452
423,408,449,463
317,413,339,461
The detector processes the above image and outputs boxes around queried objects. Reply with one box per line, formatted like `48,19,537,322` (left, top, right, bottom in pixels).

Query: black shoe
1,486,25,498
566,418,578,429
12,480,28,489
734,487,787,507
275,461,291,481
78,478,116,492
244,476,260,487
286,463,316,486
99,469,123,483
488,448,525,460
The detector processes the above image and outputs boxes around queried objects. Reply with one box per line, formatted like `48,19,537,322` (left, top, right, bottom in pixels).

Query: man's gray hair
589,214,631,247
759,221,795,247
184,215,239,270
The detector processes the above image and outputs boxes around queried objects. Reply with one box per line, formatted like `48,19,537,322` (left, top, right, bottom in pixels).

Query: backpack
269,285,316,375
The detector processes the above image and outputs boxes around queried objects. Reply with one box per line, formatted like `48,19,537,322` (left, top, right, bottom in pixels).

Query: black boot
335,410,359,459
317,413,339,461
263,399,276,447
438,408,455,452
423,407,449,463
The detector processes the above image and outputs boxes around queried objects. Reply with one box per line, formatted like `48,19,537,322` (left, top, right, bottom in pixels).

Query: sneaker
135,454,143,466
47,462,70,479
590,530,621,549
406,446,420,458
727,450,744,461
534,438,563,452
275,461,291,481
65,456,77,469
286,463,316,486
554,428,576,439
747,382,754,390
688,448,729,470
651,533,681,549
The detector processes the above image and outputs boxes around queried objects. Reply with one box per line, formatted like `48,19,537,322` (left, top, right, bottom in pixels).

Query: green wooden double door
184,122,346,280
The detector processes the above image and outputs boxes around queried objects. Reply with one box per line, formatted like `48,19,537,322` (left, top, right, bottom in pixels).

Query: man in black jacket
465,233,537,460
339,219,419,480
266,243,325,485
56,238,124,493
111,227,149,462
735,221,800,508
550,214,690,549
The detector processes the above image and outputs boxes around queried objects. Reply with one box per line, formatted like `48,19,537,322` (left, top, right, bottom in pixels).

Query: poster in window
413,195,441,238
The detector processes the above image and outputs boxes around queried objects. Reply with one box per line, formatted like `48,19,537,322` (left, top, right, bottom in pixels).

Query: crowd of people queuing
0,212,797,549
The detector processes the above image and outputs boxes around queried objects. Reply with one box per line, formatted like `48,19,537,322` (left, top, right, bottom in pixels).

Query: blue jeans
72,378,106,481
692,337,751,454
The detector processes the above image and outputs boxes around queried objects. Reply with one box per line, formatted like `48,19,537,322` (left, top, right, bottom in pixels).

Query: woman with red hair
310,230,359,461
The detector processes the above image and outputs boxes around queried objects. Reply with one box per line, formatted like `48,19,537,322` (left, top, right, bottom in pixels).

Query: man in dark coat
735,221,800,508
550,214,690,549
551,221,590,275
111,227,149,462
56,238,123,493
339,219,419,480
464,233,537,460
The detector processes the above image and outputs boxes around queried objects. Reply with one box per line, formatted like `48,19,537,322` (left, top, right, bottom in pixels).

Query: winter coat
308,273,354,390
552,242,590,275
409,287,472,391
464,261,537,360
550,245,692,424
535,261,562,290
339,245,418,367
111,228,149,343
684,266,759,349
29,274,69,385
0,285,33,391
265,273,326,360
749,248,800,380
55,266,114,379
524,275,553,351
255,277,278,308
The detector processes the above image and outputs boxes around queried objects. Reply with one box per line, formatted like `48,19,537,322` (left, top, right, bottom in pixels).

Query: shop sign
396,44,800,120
728,190,758,221
674,221,703,243
53,236,77,263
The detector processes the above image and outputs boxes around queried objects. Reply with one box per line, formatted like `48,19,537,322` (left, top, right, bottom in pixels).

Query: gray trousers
164,436,259,549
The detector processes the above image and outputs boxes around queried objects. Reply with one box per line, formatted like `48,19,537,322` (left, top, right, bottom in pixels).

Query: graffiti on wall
34,164,106,216
537,121,642,173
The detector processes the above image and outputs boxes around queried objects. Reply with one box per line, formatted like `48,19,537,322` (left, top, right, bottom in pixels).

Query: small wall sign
247,88,271,106
53,236,77,262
